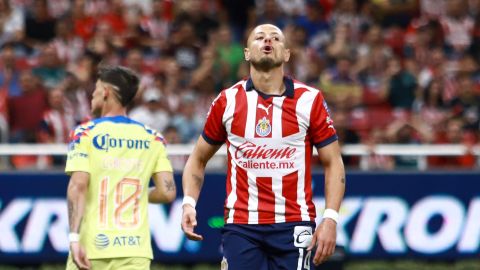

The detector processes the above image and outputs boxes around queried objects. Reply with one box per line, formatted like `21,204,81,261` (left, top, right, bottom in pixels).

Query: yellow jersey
65,115,172,260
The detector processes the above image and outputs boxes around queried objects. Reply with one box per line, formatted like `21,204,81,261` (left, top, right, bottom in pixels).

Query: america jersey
203,77,337,225
65,116,172,259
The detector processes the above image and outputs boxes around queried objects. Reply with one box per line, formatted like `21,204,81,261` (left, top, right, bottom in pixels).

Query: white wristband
182,196,197,209
322,208,339,223
69,233,80,243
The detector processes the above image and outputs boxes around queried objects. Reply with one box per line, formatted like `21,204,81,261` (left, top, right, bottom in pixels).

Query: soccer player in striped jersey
181,24,346,269
65,66,176,270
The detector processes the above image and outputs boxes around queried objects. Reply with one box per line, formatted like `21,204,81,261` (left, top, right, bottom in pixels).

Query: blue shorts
221,221,316,270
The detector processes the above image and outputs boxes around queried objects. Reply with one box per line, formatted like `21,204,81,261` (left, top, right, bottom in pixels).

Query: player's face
91,80,106,117
245,24,290,72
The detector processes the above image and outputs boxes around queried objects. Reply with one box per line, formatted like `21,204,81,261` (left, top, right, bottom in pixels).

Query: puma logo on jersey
257,104,272,115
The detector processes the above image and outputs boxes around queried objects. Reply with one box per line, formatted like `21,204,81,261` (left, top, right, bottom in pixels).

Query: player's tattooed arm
150,171,176,203
163,177,176,192
67,172,89,233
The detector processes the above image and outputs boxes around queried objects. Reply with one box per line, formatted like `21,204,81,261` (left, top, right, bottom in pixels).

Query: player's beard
250,57,283,72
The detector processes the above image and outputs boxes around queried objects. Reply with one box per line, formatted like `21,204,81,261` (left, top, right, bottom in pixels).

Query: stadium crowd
0,0,479,170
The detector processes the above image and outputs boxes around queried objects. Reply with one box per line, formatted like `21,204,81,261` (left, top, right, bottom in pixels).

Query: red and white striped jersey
203,77,337,224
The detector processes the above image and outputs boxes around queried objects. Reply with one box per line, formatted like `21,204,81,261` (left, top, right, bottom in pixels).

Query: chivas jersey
203,77,337,224
65,116,172,259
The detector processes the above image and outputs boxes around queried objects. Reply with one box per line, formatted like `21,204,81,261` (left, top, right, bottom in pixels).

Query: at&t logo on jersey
95,234,109,249
93,134,150,152
255,117,271,137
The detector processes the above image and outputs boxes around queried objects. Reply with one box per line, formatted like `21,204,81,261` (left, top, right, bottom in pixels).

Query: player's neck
101,103,127,118
250,67,285,95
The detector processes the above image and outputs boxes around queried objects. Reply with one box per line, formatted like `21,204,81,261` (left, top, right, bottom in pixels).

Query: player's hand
308,218,337,266
70,242,91,270
181,205,204,241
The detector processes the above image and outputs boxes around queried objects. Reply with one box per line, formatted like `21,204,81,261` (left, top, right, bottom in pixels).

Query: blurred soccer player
65,66,176,270
181,24,345,269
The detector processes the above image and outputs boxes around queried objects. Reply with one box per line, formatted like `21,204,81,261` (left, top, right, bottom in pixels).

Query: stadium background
0,0,479,269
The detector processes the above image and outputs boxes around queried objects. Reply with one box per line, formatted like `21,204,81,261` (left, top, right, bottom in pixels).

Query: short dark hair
97,66,139,106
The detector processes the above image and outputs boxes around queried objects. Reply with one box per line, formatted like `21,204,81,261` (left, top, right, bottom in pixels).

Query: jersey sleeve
65,123,91,174
202,91,227,145
310,92,338,148
153,132,173,173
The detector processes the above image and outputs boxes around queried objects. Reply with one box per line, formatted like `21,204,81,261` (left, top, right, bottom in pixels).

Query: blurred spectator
320,56,362,110
94,0,127,35
0,0,24,47
285,24,315,82
0,44,22,97
333,109,361,166
86,21,122,65
162,124,188,171
51,18,85,69
174,0,219,45
71,0,97,42
386,56,417,109
360,128,395,170
139,0,172,54
129,87,169,132
32,45,67,89
0,86,7,143
38,87,75,166
170,93,204,143
157,60,182,113
124,48,154,95
404,19,442,73
164,20,201,87
213,25,244,88
254,0,288,30
439,0,475,57
413,79,449,132
386,118,434,168
7,71,48,143
218,0,255,42
369,0,417,28
294,0,330,52
428,117,476,168
448,73,480,130
276,0,305,17
330,0,371,42
62,73,91,124
23,0,57,49
420,0,448,19
325,23,356,63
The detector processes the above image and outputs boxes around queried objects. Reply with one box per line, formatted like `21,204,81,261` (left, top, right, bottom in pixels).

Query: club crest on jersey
255,117,271,137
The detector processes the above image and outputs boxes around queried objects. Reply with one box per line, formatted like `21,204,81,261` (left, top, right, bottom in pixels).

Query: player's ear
103,86,109,101
244,48,250,61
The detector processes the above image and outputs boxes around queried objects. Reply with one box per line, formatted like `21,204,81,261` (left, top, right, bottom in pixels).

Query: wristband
182,196,197,208
69,233,80,243
322,208,339,223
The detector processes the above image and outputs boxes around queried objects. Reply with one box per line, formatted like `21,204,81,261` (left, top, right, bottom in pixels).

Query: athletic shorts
221,221,316,270
66,254,151,270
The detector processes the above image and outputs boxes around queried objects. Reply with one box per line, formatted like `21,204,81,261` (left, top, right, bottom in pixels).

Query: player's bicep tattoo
163,178,176,192
341,177,346,184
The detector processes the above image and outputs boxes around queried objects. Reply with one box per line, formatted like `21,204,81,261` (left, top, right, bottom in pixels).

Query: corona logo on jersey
92,133,150,152
234,141,296,170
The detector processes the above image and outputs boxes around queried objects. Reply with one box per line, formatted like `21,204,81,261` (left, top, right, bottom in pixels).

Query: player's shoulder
292,79,322,94
219,79,248,95
143,125,167,146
